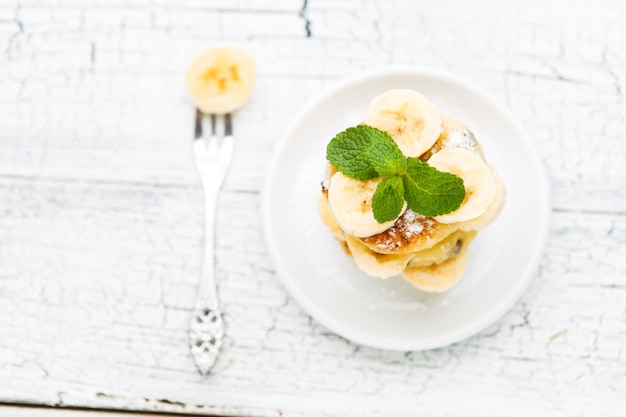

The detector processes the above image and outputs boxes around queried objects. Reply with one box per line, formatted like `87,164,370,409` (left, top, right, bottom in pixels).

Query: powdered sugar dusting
443,129,476,151
405,220,424,236
362,209,437,251
400,209,424,236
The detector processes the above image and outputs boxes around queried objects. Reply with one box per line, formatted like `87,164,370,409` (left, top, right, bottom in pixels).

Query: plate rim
261,65,551,351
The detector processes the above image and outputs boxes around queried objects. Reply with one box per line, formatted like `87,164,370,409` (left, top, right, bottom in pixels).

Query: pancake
358,209,460,255
318,192,349,254
402,232,474,292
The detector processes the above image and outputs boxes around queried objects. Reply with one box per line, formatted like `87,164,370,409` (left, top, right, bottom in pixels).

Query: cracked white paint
0,0,625,416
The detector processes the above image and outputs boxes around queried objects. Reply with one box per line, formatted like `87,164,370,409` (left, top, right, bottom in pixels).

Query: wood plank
0,404,222,416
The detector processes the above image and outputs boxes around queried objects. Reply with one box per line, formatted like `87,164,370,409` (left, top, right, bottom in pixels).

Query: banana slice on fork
185,46,256,115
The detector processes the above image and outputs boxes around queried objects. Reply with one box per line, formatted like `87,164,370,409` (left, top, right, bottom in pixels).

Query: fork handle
198,184,221,304
189,184,225,375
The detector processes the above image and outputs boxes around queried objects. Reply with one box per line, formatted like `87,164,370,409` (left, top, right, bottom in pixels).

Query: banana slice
402,235,473,292
324,162,338,182
427,148,496,224
460,166,506,231
408,230,476,267
318,193,346,243
327,172,405,238
345,235,414,279
185,46,255,114
365,89,443,157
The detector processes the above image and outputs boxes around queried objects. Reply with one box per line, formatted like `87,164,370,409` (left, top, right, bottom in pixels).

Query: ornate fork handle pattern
189,305,224,374
188,111,234,375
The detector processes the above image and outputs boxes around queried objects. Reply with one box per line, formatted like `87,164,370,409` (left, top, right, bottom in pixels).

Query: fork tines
195,109,233,142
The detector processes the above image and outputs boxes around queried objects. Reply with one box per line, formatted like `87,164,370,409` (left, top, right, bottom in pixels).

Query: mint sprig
326,125,465,223
372,175,405,223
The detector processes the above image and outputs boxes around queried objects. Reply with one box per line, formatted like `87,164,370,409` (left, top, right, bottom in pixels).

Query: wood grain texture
0,0,624,416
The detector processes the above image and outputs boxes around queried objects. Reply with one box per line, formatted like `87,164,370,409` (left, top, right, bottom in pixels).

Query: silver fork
188,108,234,375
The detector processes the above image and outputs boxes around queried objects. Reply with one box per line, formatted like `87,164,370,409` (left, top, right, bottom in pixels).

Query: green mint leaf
402,157,465,217
326,126,379,180
326,125,406,180
372,175,405,223
366,127,407,177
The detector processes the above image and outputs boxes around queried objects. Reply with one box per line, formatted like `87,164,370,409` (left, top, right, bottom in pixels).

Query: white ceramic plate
262,67,550,351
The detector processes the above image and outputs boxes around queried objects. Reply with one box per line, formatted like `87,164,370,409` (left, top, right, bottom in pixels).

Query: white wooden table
1,1,624,416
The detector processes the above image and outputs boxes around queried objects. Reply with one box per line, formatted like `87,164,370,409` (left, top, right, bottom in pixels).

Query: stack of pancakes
318,90,505,292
